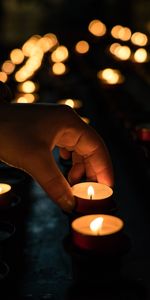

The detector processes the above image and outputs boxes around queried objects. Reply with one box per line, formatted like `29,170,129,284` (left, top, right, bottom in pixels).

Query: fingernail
57,195,75,212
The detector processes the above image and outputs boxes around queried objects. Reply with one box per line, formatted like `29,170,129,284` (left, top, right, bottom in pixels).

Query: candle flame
0,187,2,193
87,185,94,199
90,217,104,234
65,99,74,108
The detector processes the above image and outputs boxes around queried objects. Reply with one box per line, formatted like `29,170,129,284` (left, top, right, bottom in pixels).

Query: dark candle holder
63,232,131,282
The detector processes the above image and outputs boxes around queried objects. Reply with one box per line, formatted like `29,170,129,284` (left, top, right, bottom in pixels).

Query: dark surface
0,1,150,298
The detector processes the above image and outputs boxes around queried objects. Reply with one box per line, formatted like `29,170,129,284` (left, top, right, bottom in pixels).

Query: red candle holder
72,182,115,214
71,214,124,254
0,184,12,206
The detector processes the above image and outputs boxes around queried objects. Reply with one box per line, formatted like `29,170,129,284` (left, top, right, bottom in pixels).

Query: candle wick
90,194,92,200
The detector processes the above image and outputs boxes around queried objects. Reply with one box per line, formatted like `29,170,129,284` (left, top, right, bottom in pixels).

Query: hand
0,103,113,212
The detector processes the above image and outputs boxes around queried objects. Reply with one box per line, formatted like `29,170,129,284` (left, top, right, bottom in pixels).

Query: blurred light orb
88,19,106,36
10,49,24,64
75,40,90,54
131,32,148,46
97,68,124,85
52,63,66,75
16,93,35,103
2,60,15,74
111,25,131,41
18,81,37,93
51,46,69,63
114,45,131,60
43,33,59,51
134,48,148,63
0,72,7,83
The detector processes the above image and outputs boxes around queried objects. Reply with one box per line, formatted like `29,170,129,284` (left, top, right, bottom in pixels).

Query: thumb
26,149,75,212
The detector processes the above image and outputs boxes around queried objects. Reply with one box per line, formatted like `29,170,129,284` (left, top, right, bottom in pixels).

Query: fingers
59,147,71,160
26,148,75,212
68,152,85,185
69,124,114,186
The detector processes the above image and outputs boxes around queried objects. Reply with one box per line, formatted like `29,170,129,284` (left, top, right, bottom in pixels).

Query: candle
72,182,115,214
0,184,12,206
71,214,124,251
57,98,82,110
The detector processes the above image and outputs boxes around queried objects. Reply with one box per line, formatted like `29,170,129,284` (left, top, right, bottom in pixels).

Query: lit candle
72,182,115,213
0,183,12,206
71,214,124,251
57,98,82,110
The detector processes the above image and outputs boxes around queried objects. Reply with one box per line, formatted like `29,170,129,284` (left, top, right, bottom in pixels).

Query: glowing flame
65,99,74,108
90,217,104,234
87,185,94,199
0,187,2,193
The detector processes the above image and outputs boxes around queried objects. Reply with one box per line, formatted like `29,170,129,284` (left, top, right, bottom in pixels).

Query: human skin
0,89,113,212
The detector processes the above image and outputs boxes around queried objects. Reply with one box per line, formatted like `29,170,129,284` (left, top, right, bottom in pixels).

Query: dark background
0,1,150,299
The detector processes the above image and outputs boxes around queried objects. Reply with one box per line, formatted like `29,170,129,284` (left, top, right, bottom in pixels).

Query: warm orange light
109,43,121,55
97,68,124,85
51,46,69,63
111,25,123,39
0,72,8,83
88,19,106,36
131,32,148,46
118,27,131,41
113,45,131,60
0,183,11,194
52,63,66,75
75,40,90,54
16,93,36,103
18,81,37,93
133,48,148,63
72,214,123,236
90,217,104,234
10,49,24,64
87,185,94,199
80,116,90,124
111,25,131,41
15,67,32,82
22,35,41,56
65,99,74,108
44,33,59,50
2,60,15,74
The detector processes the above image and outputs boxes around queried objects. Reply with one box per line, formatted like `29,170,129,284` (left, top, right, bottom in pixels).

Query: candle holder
0,222,16,265
0,183,12,206
0,193,21,225
71,214,126,253
72,182,116,214
0,164,31,200
63,228,130,282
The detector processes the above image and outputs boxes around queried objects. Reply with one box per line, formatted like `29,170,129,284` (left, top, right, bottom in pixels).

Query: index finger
73,125,114,186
